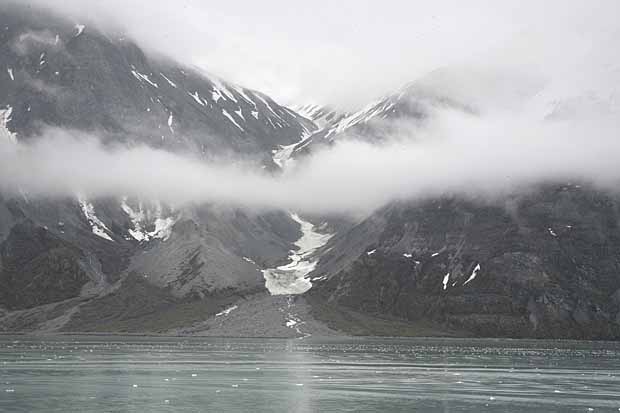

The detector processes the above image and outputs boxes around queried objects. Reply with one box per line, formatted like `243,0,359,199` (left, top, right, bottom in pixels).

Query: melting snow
442,273,450,290
159,72,177,88
272,130,312,169
0,106,17,143
210,77,237,102
7,68,14,81
262,213,333,295
188,91,205,106
78,197,114,241
464,264,481,285
167,114,174,133
216,305,238,316
121,198,176,242
222,109,244,131
131,68,159,88
74,24,85,37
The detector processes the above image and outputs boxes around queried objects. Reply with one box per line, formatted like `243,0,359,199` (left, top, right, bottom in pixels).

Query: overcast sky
21,0,620,110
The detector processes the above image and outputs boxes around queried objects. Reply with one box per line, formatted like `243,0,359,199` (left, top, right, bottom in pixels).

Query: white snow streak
78,197,114,241
216,305,238,316
262,213,332,295
463,264,481,285
222,109,244,131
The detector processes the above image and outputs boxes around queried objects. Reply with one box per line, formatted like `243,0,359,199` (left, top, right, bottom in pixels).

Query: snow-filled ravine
262,213,332,295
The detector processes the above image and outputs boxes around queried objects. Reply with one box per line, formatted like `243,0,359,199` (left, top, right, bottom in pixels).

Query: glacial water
1,336,619,412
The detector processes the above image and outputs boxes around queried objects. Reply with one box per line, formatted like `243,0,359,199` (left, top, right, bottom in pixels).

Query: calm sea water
0,335,619,412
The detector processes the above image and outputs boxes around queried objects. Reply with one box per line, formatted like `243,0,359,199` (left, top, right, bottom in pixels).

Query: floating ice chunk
367,249,376,256
7,68,14,81
216,305,238,316
463,264,481,285
78,197,114,241
74,24,85,37
442,273,450,290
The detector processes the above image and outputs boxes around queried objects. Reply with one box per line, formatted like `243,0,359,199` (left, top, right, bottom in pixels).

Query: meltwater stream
1,336,620,412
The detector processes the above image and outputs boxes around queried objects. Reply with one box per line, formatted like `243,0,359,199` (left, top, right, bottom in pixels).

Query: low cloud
1,105,619,215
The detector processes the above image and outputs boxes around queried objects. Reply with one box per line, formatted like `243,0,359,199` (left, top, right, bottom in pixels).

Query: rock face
308,186,620,339
0,3,310,332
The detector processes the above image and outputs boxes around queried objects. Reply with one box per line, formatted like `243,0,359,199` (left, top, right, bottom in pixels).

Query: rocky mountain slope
0,3,319,333
300,71,620,340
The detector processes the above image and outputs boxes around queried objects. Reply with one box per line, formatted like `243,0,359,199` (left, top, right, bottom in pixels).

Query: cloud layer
2,106,619,215
14,0,620,109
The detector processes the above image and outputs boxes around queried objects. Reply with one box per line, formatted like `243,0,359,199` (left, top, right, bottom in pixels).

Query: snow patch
78,197,114,241
222,109,244,131
188,91,205,106
167,113,174,133
74,24,85,37
159,72,177,88
0,106,17,144
216,305,238,316
464,263,481,285
262,213,333,295
121,198,176,242
442,273,450,290
131,68,159,88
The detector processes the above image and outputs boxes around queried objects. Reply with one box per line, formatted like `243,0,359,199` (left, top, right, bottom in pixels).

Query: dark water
0,336,619,412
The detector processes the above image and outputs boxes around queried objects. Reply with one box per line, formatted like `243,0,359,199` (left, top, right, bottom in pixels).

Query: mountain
2,3,620,340
299,71,620,340
0,3,319,333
